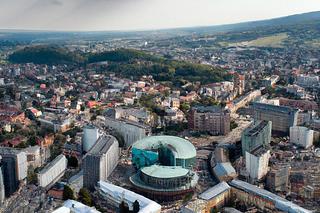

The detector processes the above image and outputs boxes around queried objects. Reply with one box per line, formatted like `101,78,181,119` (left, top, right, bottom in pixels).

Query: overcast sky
0,0,319,31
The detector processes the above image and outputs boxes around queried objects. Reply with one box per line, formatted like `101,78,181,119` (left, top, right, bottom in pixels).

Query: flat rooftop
141,165,189,179
88,135,116,155
245,120,270,137
132,136,196,160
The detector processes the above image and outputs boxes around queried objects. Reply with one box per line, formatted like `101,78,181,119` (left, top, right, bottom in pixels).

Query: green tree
63,185,75,200
133,200,140,213
78,188,92,206
119,201,129,213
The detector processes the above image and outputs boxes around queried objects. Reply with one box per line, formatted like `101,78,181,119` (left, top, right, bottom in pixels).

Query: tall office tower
0,148,27,197
188,106,231,135
241,120,272,156
83,135,119,190
252,102,298,135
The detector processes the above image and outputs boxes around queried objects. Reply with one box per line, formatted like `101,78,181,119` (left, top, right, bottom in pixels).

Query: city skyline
0,0,320,31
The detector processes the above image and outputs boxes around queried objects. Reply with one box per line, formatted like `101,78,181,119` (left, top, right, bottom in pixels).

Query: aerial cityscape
0,1,319,212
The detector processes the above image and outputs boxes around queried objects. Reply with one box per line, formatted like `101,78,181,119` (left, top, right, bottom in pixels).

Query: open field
221,33,289,48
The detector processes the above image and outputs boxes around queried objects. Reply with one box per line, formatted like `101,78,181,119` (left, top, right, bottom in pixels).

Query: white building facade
290,126,314,149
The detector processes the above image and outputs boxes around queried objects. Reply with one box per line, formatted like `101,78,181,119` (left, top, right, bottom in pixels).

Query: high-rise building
0,148,27,197
289,126,314,149
241,120,272,156
252,102,298,135
82,125,101,152
83,135,119,190
188,106,230,135
245,146,271,183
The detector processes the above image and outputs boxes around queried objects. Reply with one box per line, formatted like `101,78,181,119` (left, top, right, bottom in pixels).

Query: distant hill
1,11,320,42
8,46,85,64
179,11,320,34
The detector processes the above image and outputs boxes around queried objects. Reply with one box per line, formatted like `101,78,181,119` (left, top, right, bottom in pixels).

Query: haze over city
0,0,320,31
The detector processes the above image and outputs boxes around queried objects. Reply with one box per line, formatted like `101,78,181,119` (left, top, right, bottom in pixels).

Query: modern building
289,126,314,149
82,125,101,152
131,136,198,200
98,181,161,213
188,106,230,135
241,120,272,156
83,135,119,190
37,154,67,188
252,102,298,135
245,146,271,182
0,148,27,197
132,136,196,169
296,74,319,87
130,165,199,201
102,117,151,147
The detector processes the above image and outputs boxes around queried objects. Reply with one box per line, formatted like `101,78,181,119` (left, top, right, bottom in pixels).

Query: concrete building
213,162,237,182
245,146,271,182
102,117,151,147
23,146,42,168
188,106,230,135
290,126,314,149
83,135,119,190
82,125,101,152
37,154,67,188
252,102,298,135
0,148,27,197
296,74,319,87
266,166,290,192
241,120,272,156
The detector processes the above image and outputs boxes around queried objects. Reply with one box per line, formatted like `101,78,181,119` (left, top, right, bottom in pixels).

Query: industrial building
0,147,27,197
132,136,196,169
188,106,230,135
83,135,119,190
102,117,151,147
82,125,101,152
241,120,272,156
37,154,67,188
252,102,298,135
290,126,314,149
245,146,271,182
230,179,311,213
131,136,198,200
98,181,161,213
